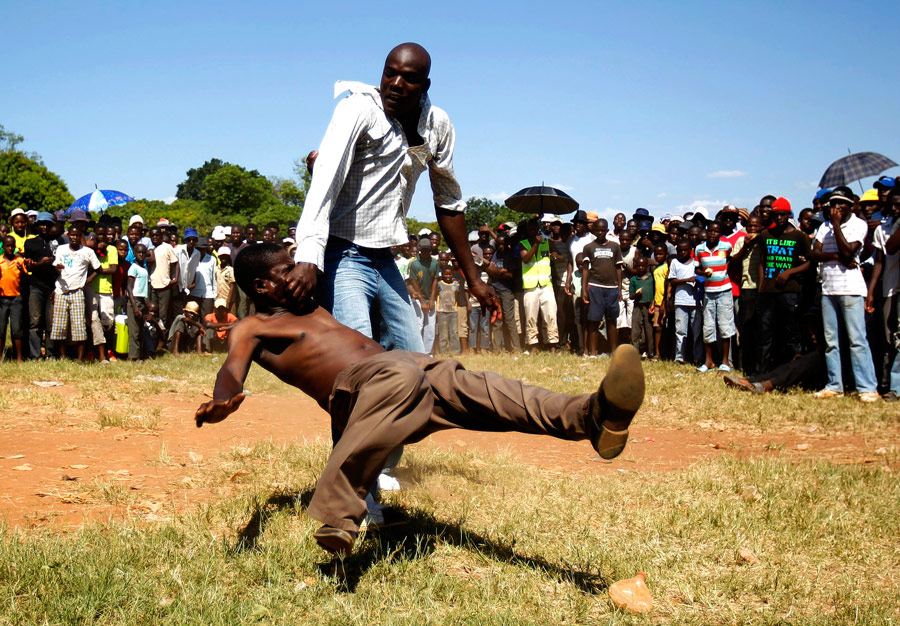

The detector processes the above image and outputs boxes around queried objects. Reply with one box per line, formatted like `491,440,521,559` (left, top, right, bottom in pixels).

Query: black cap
572,209,588,223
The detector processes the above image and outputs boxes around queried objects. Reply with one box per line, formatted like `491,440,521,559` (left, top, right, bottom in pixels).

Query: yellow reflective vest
520,239,552,289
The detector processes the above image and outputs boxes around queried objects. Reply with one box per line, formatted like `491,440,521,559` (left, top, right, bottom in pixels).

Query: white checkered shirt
294,81,466,269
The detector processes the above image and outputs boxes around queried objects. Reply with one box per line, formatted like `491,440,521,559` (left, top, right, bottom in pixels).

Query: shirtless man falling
196,244,645,556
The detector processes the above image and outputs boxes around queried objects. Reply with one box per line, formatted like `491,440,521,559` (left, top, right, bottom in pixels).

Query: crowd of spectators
0,209,294,363
2,177,897,403
398,178,899,403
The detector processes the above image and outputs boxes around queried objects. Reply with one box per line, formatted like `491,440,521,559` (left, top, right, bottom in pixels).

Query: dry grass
1,440,897,624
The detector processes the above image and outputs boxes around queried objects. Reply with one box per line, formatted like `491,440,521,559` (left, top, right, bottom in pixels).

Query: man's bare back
247,306,384,404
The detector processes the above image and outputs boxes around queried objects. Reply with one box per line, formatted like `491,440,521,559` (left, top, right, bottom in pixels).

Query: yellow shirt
653,262,668,305
93,246,119,295
11,231,35,254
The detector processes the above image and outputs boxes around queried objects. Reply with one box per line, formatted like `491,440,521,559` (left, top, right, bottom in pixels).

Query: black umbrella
504,185,579,215
819,152,897,189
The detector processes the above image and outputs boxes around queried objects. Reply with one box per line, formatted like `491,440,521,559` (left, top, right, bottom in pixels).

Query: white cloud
673,199,729,213
604,178,622,185
707,170,747,179
656,192,667,199
793,180,819,190
161,196,177,204
550,183,575,192
484,192,509,202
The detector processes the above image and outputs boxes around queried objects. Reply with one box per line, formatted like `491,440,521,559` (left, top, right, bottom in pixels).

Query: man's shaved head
385,42,431,77
380,42,432,121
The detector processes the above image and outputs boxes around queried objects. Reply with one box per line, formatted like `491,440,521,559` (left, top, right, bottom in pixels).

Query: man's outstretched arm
195,320,260,427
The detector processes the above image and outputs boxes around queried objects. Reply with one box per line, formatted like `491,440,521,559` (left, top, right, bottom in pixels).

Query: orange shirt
204,311,238,340
0,256,26,297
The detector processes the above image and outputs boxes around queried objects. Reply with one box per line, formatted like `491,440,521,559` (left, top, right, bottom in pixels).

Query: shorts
702,290,736,343
51,290,87,342
587,286,620,322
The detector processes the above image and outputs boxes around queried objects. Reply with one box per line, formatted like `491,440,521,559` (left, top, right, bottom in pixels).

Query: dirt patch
1,388,895,530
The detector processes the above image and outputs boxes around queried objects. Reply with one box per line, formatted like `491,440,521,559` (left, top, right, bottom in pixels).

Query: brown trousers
307,351,595,532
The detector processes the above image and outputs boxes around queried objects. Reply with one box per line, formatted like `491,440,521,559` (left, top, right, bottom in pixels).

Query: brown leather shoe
589,345,644,459
313,525,357,557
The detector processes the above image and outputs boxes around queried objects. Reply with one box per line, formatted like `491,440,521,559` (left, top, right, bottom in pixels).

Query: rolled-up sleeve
428,113,466,213
294,97,370,268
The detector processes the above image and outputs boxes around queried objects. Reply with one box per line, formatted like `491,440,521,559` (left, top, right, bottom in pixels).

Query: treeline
1,123,519,235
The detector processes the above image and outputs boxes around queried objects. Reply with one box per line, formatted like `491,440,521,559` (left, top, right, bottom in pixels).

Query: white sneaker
360,494,407,531
377,473,401,492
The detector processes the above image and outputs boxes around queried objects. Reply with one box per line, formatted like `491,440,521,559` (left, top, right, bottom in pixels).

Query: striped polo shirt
694,241,733,293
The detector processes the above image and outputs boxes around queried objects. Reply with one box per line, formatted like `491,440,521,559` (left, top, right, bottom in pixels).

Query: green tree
201,164,274,218
463,197,520,232
405,217,439,239
269,177,305,207
176,158,226,201
0,124,25,152
0,125,73,216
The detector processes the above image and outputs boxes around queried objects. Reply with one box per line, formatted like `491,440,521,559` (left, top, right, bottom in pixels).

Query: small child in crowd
629,255,655,358
126,243,150,361
0,235,27,361
694,221,735,372
651,245,668,361
669,240,701,364
436,266,461,354
142,302,167,356
168,301,207,357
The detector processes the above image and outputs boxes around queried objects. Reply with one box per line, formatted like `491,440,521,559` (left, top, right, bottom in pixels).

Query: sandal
589,345,644,460
313,525,357,557
696,364,711,373
718,364,732,372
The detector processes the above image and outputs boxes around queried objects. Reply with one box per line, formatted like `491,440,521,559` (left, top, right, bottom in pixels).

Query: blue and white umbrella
66,187,136,216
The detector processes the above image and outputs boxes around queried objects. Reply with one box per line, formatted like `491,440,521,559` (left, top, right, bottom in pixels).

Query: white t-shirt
669,258,697,306
873,218,899,297
54,244,100,294
190,254,218,299
569,233,596,264
815,215,868,297
150,242,178,290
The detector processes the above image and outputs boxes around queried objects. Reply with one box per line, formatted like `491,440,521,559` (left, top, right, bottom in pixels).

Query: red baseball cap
771,197,792,214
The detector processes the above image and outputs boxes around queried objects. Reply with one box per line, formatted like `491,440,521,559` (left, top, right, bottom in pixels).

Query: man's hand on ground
287,262,318,304
468,277,501,323
195,393,245,427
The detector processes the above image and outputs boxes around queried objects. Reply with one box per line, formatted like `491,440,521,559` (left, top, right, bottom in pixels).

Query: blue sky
5,1,899,223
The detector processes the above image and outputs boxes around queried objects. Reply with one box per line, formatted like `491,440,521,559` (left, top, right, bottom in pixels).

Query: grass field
1,353,898,624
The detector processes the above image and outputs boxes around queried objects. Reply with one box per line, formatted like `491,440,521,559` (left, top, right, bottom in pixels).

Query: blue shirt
128,263,149,298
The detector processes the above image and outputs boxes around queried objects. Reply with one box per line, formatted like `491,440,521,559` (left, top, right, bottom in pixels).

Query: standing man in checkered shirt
287,42,498,350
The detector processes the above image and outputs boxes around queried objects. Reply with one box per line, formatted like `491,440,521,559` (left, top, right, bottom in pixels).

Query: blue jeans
821,295,878,393
321,238,424,353
674,305,702,362
412,299,437,353
468,306,490,350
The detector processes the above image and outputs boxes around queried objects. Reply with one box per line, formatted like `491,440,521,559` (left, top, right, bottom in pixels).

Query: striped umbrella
819,152,897,189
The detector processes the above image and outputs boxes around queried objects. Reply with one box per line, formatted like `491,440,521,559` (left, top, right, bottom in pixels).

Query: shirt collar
334,80,432,134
